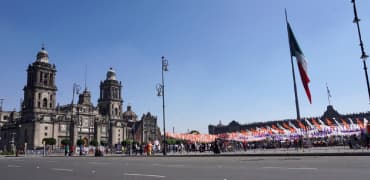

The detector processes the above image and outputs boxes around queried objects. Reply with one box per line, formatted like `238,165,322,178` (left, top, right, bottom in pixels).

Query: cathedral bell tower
22,46,57,121
98,68,124,145
21,46,57,148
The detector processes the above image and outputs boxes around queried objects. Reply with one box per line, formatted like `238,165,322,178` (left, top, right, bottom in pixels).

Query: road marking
153,163,184,168
88,161,110,165
8,165,21,168
262,166,317,170
51,168,73,172
263,167,281,169
124,173,165,178
287,167,318,170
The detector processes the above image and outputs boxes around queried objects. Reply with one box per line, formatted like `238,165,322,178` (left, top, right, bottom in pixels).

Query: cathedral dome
123,106,137,121
106,67,116,80
36,47,49,63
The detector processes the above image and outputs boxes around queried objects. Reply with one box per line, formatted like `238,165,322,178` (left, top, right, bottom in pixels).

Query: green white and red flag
287,22,312,104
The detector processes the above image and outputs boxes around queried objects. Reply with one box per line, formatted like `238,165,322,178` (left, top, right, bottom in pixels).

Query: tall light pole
351,0,370,103
70,83,80,148
156,56,168,156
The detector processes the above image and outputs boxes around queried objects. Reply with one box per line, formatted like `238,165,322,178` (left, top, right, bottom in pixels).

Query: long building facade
209,105,370,135
0,47,160,150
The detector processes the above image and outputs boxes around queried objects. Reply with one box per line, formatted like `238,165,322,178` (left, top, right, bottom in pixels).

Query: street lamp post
131,121,135,144
156,56,169,156
351,0,370,103
70,83,80,153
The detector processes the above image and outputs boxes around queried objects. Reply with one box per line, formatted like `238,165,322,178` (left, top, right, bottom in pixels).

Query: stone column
73,125,78,147
34,121,41,148
95,121,101,144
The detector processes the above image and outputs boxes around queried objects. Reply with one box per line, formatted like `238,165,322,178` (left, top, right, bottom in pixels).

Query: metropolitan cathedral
0,47,160,150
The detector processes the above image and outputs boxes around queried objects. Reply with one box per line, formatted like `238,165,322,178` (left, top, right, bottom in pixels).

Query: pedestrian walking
64,145,69,156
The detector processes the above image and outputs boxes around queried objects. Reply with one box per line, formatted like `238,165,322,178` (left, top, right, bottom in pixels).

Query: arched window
43,98,48,108
40,72,43,83
49,74,53,85
115,108,118,116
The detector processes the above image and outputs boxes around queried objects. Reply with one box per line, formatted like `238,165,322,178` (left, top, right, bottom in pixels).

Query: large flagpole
351,0,370,103
285,9,305,150
285,9,301,122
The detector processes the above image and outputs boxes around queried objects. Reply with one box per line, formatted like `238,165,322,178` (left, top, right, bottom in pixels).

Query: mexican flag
287,22,312,104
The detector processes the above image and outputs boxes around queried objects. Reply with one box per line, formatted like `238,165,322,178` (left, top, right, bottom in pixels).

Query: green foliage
76,139,84,146
176,139,185,144
0,151,15,155
42,138,56,145
61,139,70,146
166,138,176,145
100,140,108,146
89,139,98,147
121,140,133,146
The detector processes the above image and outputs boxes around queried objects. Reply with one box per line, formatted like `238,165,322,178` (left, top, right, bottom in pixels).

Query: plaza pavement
6,146,369,158
1,155,370,180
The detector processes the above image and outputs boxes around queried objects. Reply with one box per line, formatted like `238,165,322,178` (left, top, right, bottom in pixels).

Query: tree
42,138,56,149
89,139,98,147
100,140,107,146
76,139,84,146
121,140,127,146
176,139,184,144
166,138,176,145
61,139,70,146
121,140,132,146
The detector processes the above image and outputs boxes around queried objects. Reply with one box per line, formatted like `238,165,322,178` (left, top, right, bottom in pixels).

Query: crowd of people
154,134,370,154
24,133,369,157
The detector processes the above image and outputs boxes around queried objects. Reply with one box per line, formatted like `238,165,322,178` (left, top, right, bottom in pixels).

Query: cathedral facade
0,47,160,150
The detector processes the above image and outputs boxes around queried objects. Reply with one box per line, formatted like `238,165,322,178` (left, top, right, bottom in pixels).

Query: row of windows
38,93,53,101
101,87,121,99
36,93,54,108
39,71,54,86
37,100,52,108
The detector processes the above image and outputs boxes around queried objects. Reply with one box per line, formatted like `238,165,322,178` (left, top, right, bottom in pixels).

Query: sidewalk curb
12,152,370,158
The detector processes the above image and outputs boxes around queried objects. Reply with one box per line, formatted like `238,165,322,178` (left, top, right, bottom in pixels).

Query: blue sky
1,0,370,133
